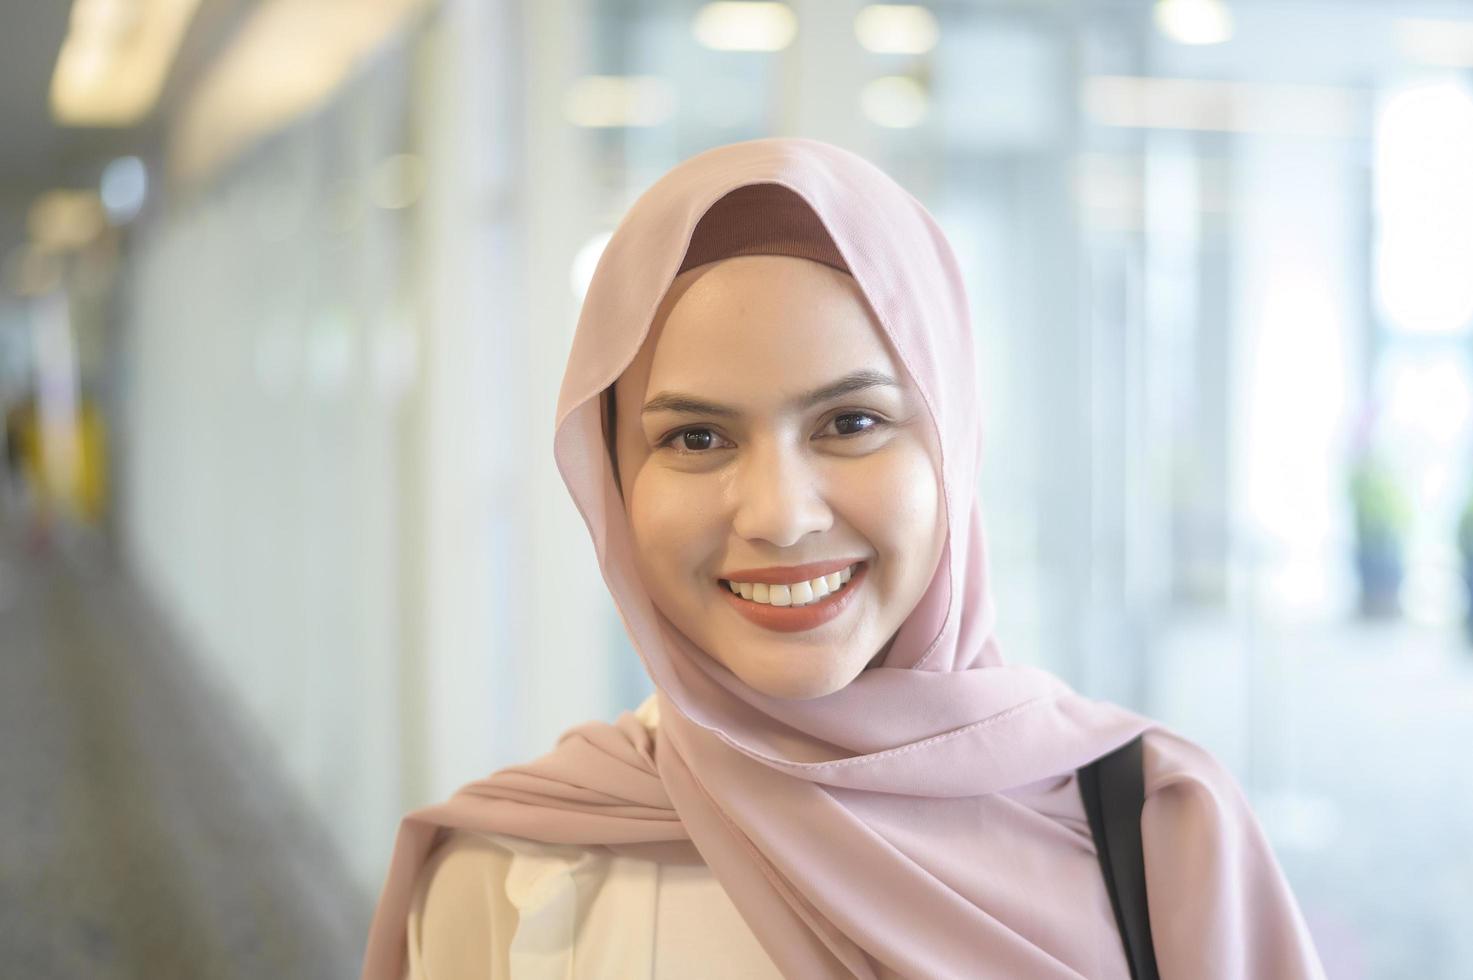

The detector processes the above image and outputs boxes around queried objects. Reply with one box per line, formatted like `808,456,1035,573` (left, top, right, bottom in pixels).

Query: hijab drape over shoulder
361,137,1325,979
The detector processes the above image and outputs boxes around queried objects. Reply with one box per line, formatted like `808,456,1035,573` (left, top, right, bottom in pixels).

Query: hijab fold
361,137,1325,980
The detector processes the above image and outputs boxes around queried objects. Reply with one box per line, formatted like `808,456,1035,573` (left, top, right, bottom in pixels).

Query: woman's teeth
724,564,856,607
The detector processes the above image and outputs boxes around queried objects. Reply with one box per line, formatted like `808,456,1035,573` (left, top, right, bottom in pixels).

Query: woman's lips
719,557,860,585
717,562,868,633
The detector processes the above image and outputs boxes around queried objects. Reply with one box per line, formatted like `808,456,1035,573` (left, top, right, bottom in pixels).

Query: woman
361,137,1326,979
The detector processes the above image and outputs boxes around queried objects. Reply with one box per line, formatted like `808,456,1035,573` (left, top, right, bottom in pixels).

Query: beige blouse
404,695,783,979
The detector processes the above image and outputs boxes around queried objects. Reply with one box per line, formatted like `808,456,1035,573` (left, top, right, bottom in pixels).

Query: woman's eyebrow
641,369,899,418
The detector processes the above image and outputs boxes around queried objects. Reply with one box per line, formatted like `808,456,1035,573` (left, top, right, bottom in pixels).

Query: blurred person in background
361,139,1325,979
2,383,108,555
2,387,27,511
3,385,49,553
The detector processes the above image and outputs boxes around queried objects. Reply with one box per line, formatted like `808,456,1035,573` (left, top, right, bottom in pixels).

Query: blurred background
1,0,1470,976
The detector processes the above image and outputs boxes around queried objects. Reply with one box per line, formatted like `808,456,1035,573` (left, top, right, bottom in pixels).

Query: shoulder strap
1076,735,1161,980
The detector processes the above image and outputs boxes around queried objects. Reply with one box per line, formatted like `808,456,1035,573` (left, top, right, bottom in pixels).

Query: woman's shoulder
1134,730,1327,975
407,826,671,979
407,698,667,976
413,692,662,905
408,829,641,978
1138,724,1250,807
416,828,526,884
415,827,611,893
407,831,518,978
1135,725,1285,876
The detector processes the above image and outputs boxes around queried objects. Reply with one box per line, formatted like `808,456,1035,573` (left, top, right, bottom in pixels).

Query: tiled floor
0,523,369,979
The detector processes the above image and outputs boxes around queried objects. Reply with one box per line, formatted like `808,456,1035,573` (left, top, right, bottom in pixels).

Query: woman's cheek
630,470,720,569
842,444,939,544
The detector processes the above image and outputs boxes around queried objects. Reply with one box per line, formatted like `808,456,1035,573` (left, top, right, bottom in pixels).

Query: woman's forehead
619,255,906,408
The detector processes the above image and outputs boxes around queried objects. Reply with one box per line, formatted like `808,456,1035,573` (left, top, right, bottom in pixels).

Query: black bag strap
1076,735,1161,980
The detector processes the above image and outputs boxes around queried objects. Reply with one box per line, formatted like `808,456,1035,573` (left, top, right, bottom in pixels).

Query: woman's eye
827,412,884,437
659,412,885,456
661,427,728,455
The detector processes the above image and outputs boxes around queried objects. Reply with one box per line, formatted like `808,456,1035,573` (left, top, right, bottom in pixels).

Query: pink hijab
361,137,1325,979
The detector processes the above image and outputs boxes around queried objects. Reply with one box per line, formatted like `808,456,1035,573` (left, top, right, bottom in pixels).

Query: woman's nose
729,441,833,547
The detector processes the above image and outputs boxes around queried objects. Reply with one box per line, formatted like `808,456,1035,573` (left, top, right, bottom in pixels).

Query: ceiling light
693,2,797,52
1153,0,1233,46
854,5,939,55
169,0,428,182
51,0,203,126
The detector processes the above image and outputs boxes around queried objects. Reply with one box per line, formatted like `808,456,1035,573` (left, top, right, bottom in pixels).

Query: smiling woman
608,234,947,700
361,138,1326,980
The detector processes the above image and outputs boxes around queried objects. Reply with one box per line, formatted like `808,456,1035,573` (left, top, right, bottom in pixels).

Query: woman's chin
728,656,863,701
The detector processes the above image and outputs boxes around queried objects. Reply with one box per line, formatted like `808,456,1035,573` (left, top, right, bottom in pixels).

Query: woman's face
613,254,946,700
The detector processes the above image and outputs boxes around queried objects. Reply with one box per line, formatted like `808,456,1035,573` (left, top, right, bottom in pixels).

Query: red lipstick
717,562,868,633
718,558,861,585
